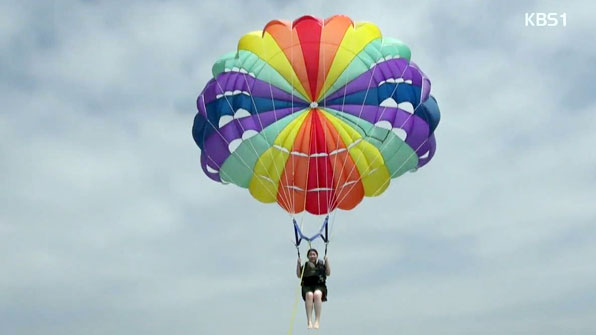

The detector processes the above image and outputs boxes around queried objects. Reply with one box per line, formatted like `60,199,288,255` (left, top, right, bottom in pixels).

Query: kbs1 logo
525,13,567,27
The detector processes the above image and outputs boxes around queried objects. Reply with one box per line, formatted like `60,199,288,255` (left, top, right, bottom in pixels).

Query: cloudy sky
1,0,595,334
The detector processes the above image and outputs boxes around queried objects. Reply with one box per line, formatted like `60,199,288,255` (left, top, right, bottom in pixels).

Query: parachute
192,15,440,216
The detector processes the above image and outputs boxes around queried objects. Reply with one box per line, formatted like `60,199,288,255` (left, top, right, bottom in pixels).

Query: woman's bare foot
313,321,320,329
307,322,313,329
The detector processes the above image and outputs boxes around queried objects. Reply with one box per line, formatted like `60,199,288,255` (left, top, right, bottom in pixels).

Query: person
296,248,331,329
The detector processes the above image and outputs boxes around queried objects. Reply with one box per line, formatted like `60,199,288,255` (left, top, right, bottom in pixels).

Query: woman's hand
296,257,303,278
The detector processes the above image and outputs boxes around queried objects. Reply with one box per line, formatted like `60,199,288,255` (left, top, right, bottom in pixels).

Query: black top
301,259,326,286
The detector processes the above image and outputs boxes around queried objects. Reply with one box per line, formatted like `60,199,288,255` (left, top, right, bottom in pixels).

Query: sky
1,0,595,334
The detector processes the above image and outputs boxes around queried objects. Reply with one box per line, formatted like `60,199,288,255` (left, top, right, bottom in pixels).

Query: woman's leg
305,291,314,328
313,290,323,329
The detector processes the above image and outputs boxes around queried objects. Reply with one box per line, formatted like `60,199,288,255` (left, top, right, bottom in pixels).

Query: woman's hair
306,248,318,257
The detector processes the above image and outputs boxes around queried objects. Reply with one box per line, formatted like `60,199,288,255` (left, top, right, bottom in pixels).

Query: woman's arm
324,256,331,276
296,257,302,278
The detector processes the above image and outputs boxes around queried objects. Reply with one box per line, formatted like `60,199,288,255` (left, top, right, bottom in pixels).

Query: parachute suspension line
315,40,343,250
325,56,381,212
329,58,421,211
334,115,433,213
199,95,288,209
289,24,297,214
325,73,350,212
320,26,333,216
211,79,295,211
330,54,394,203
298,113,314,216
333,131,431,210
332,78,430,210
285,26,312,215
315,120,322,216
241,67,294,213
261,39,305,213
328,209,339,251
214,66,311,214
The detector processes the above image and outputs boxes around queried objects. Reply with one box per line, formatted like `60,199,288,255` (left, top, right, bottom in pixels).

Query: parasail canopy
192,15,440,215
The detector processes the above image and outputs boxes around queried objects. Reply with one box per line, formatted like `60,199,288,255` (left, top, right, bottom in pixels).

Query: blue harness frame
293,215,329,258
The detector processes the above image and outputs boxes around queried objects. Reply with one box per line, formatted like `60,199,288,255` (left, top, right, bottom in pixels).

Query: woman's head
307,248,318,262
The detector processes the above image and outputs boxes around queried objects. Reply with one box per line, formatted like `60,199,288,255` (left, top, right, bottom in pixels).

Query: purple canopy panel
409,62,431,103
417,134,436,167
325,58,432,102
375,105,398,123
202,107,303,167
326,105,380,124
394,111,430,150
199,79,219,106
201,150,222,182
379,61,424,87
196,86,211,118
327,105,431,151
325,58,409,101
202,72,306,104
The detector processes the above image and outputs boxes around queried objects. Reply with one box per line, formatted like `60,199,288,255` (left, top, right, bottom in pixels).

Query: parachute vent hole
392,128,407,141
380,97,398,108
374,120,393,130
420,150,430,159
228,138,242,153
398,102,414,114
218,115,233,128
234,108,251,119
206,164,218,174
242,130,258,140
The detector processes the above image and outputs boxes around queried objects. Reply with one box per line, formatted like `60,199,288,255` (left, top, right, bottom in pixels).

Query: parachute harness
293,215,330,258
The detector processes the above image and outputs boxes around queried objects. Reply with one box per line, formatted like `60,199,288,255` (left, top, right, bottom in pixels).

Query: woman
296,248,331,329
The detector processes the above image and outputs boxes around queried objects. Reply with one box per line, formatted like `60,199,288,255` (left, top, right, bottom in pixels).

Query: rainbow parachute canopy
192,15,440,215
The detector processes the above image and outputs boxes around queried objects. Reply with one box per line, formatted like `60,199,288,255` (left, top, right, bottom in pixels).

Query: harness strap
292,215,329,247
